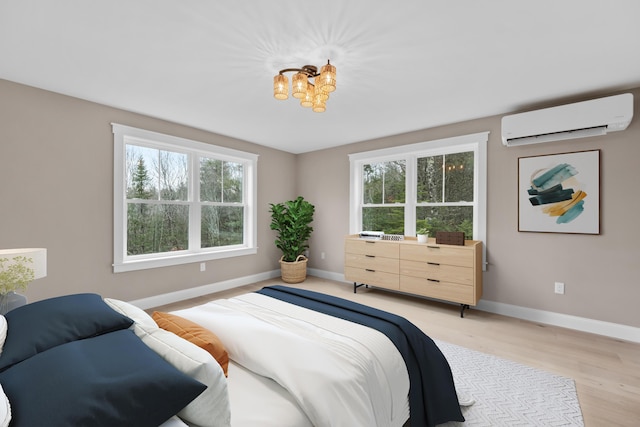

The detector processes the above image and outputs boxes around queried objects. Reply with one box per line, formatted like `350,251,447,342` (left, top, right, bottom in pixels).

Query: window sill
113,247,257,273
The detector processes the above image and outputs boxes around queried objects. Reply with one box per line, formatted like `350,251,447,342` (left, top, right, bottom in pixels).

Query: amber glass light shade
315,84,329,102
318,61,336,93
300,84,315,108
273,74,289,100
291,72,308,99
312,92,326,113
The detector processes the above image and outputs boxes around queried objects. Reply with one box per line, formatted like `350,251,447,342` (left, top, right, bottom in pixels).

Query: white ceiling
1,1,639,154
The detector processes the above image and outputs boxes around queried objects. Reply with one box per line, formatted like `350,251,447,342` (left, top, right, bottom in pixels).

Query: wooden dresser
344,235,483,317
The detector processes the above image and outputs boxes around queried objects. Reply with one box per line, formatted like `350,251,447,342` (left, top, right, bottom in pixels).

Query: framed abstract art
518,150,600,234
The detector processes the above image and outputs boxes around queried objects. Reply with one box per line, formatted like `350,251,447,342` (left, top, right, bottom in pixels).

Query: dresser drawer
344,235,482,311
400,275,474,305
345,267,399,290
400,244,473,267
345,253,399,274
345,239,399,258
399,260,473,286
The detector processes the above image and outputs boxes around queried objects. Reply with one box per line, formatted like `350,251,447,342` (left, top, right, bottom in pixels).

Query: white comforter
172,293,410,427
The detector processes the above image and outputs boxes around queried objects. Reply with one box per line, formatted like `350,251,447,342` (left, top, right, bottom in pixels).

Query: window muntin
113,124,258,272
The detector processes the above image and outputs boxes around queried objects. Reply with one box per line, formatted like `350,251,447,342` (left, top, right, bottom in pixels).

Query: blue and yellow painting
527,163,586,224
519,150,599,234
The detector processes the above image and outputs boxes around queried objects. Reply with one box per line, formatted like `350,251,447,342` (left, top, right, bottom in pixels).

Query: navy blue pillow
0,329,206,427
0,293,133,372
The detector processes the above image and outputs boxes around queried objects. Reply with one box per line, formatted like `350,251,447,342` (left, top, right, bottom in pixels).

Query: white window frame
349,132,488,267
112,123,258,273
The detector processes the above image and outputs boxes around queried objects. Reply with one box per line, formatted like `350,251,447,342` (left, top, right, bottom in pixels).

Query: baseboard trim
129,269,281,310
475,299,640,343
131,267,640,344
309,268,640,344
307,268,345,283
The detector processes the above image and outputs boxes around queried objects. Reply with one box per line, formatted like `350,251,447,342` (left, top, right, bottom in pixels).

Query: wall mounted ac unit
501,93,633,147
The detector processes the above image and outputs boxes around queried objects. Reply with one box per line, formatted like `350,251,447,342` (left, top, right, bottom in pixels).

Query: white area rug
435,340,584,426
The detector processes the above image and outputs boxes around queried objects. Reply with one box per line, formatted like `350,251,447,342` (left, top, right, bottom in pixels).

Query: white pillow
104,298,159,337
0,384,11,427
0,315,7,355
104,298,231,426
141,327,231,427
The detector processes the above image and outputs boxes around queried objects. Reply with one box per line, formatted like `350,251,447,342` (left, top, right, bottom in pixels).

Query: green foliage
363,161,406,204
132,157,152,198
416,215,473,240
201,206,243,248
362,206,405,234
0,256,35,294
269,196,315,262
125,153,244,255
361,155,474,238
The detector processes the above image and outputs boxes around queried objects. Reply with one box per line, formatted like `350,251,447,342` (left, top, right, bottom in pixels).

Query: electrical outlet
321,252,326,260
554,282,565,294
200,262,206,272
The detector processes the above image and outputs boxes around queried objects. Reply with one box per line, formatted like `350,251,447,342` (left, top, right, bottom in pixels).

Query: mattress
171,292,411,427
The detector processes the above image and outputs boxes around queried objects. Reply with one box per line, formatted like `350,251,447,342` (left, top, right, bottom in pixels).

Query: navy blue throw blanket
257,285,464,427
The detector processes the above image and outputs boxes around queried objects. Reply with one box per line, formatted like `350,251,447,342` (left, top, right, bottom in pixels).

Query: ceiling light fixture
273,60,336,113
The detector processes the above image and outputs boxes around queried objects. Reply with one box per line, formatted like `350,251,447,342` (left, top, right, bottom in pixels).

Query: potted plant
416,228,429,243
269,196,315,283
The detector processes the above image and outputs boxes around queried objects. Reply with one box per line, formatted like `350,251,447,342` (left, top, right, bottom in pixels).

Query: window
113,124,258,272
416,151,475,238
362,160,406,234
349,132,488,244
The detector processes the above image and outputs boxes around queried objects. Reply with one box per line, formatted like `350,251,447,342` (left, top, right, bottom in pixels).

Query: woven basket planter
279,255,308,284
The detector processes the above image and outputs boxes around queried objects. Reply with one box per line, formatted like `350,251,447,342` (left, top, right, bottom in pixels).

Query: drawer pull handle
427,245,440,249
427,278,440,283
365,269,376,272
365,255,375,258
427,262,440,266
365,241,376,244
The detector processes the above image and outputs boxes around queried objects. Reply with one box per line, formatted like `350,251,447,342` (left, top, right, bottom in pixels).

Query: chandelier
273,60,336,113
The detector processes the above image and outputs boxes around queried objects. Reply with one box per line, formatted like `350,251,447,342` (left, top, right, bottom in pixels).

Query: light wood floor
151,276,640,427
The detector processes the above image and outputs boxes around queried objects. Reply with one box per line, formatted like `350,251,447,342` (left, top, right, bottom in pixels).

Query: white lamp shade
0,248,47,280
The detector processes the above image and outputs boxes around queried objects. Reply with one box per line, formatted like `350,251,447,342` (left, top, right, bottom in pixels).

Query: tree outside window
200,158,244,248
126,146,189,255
416,151,474,239
362,160,405,234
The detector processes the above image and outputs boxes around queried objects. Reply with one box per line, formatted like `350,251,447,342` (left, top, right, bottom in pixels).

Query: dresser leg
460,304,470,318
353,282,368,293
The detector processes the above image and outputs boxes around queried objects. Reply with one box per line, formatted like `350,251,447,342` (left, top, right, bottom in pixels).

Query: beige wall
299,87,640,328
0,79,297,302
2,78,639,329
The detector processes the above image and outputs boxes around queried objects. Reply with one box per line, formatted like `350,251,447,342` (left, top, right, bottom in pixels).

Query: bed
0,286,466,427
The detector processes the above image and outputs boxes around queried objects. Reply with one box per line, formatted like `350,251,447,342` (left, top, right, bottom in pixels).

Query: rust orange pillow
152,311,229,377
